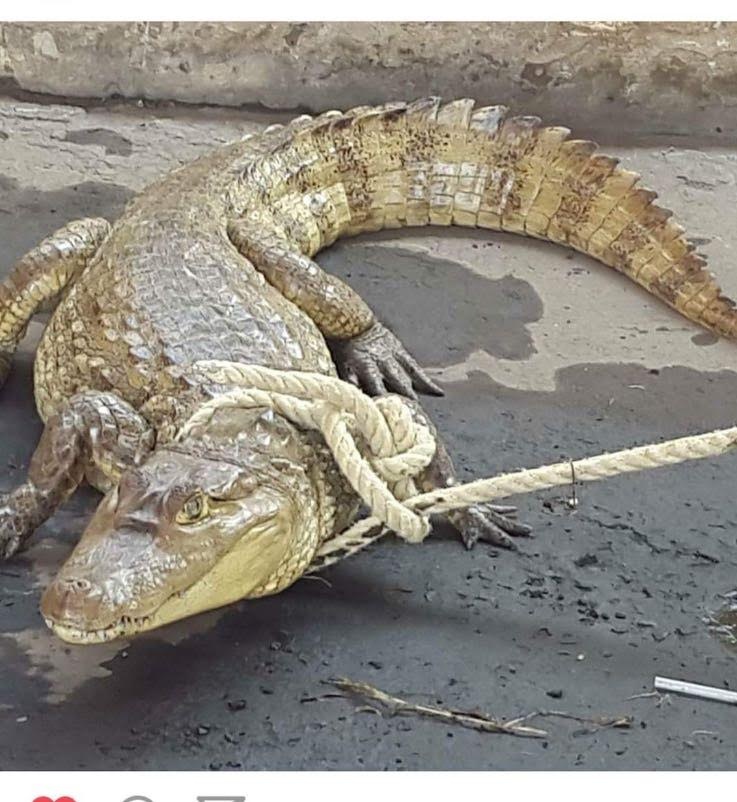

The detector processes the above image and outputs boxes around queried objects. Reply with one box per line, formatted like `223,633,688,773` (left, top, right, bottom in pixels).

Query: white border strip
6,3,737,22
2,771,732,801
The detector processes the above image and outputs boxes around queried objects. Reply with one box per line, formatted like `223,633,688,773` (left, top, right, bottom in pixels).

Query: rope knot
179,361,438,543
368,395,435,484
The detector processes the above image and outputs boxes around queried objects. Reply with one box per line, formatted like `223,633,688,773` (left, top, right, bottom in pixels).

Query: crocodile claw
453,503,533,551
333,322,444,399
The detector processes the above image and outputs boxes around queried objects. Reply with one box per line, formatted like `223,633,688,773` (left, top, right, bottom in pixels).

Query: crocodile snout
41,575,112,631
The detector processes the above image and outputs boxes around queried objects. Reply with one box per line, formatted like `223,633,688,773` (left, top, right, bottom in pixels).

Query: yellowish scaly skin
0,97,732,644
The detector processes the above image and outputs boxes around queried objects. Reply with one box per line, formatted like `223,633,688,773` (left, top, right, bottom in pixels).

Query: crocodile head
41,407,330,644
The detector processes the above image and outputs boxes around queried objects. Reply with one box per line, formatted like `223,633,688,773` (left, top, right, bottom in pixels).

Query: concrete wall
1,22,736,136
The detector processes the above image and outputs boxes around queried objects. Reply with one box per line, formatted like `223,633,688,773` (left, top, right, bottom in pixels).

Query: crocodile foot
0,496,24,560
0,488,42,560
332,322,444,399
452,503,532,551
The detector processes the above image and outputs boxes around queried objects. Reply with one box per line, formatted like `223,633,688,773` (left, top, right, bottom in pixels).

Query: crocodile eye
176,492,210,525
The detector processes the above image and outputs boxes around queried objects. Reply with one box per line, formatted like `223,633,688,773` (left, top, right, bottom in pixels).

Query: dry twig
327,678,633,739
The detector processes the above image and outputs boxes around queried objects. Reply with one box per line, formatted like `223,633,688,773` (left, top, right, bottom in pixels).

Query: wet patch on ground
0,176,133,266
63,128,134,157
320,244,543,364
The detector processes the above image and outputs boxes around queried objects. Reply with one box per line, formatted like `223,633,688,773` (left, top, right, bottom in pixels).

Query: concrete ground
1,95,737,770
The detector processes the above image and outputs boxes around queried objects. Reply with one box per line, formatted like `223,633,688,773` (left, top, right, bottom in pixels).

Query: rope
182,360,737,570
309,424,737,571
180,361,437,542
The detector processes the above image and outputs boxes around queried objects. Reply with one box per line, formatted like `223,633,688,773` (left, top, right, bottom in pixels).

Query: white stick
654,676,737,705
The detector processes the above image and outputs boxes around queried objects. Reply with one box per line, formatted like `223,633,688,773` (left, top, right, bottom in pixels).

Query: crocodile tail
433,99,737,339
286,98,737,340
467,106,737,340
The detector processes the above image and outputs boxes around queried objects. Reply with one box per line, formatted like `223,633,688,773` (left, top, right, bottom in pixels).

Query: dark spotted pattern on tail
232,97,737,341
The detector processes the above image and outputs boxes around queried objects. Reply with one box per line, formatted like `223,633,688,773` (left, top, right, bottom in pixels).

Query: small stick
627,690,663,701
506,708,632,732
328,677,548,737
654,676,737,705
327,678,632,739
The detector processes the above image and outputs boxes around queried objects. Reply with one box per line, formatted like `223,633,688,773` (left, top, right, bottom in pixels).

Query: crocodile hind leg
227,219,443,398
0,217,110,387
405,398,532,551
0,391,154,559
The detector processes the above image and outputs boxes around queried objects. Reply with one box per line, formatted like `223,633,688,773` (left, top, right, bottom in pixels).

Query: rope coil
181,360,737,569
180,361,438,542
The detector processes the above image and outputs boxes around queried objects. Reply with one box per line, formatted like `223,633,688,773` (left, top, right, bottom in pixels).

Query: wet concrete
0,173,133,266
321,245,543,364
2,98,737,770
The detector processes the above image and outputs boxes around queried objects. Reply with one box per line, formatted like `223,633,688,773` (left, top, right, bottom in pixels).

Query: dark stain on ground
63,128,134,157
692,330,720,346
0,175,133,268
320,243,543,363
3,230,737,769
0,79,314,124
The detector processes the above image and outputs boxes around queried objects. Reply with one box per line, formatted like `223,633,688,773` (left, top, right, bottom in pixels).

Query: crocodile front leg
0,217,110,387
227,219,442,398
0,391,154,559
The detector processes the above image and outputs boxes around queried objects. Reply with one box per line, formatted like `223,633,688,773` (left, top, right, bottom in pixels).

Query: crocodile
1,97,735,645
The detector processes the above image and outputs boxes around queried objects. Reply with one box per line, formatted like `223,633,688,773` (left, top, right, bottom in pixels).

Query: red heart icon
33,797,76,802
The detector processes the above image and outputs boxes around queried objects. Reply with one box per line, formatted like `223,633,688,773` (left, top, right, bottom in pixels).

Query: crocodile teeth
44,615,152,645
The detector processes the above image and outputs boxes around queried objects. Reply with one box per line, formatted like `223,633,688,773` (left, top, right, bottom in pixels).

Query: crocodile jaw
43,516,290,645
